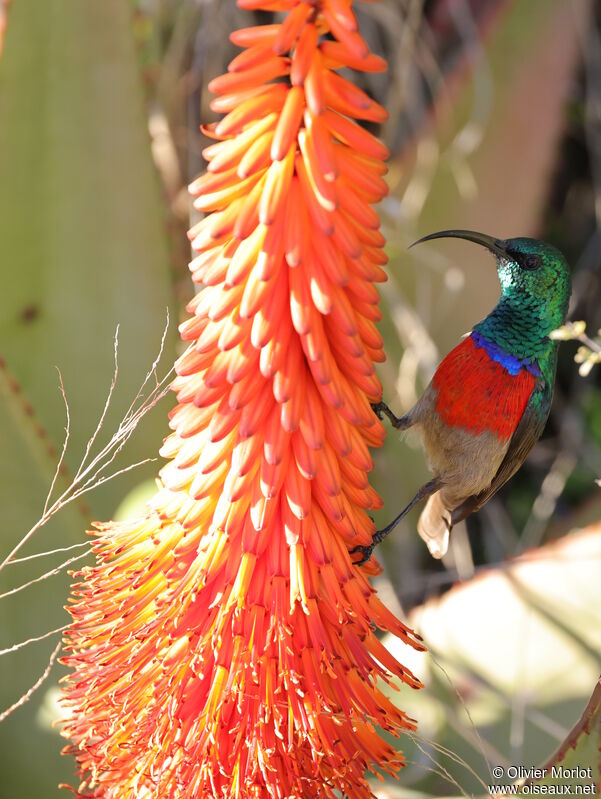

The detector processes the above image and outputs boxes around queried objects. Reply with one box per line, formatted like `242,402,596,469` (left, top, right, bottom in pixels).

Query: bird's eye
522,254,540,270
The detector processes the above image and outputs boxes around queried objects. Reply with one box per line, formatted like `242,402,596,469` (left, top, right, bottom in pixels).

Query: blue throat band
471,331,541,377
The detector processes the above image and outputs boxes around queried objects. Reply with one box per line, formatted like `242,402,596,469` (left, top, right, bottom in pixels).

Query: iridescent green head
412,230,572,363
492,236,571,332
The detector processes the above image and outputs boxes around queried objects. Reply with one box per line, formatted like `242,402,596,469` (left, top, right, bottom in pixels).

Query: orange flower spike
238,133,273,178
290,20,318,86
324,70,389,123
284,176,307,267
208,55,290,96
273,1,312,54
61,1,426,797
322,7,370,61
229,23,280,48
304,49,327,115
259,142,295,224
228,42,279,74
233,177,267,240
205,113,278,174
298,129,337,212
321,39,388,73
307,255,335,315
295,151,335,235
270,86,305,162
304,109,338,181
214,84,288,137
325,108,390,160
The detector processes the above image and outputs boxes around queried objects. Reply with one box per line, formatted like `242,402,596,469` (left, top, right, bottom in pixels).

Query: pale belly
411,383,511,508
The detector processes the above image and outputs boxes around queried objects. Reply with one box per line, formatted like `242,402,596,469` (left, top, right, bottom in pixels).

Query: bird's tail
417,491,451,559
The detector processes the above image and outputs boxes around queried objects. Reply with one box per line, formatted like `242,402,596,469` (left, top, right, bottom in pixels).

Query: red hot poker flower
61,1,425,797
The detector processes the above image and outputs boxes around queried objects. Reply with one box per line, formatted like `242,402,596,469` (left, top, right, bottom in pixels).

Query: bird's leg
351,477,442,565
371,401,413,430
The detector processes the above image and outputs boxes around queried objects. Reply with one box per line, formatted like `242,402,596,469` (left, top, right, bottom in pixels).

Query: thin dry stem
0,313,172,573
0,624,68,656
411,727,499,788
405,732,473,798
0,550,91,600
43,367,71,517
5,542,90,566
73,325,121,486
430,651,494,781
0,641,62,723
71,457,158,501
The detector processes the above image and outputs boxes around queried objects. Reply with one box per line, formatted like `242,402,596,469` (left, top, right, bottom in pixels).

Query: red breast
432,336,535,441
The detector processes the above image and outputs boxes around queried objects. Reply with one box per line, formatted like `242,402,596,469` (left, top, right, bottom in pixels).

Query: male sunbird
353,230,571,563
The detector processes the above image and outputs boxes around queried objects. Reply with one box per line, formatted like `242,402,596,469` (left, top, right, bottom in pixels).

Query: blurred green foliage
378,525,601,797
0,0,176,794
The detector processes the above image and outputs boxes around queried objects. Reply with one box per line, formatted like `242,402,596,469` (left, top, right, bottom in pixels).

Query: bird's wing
450,378,551,526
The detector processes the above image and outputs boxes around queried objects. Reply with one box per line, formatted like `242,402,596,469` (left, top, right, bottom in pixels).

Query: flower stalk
61,2,424,797
551,321,601,376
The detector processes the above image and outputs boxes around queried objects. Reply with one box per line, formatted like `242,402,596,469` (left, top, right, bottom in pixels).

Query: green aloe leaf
508,679,601,796
377,524,601,797
0,1,177,794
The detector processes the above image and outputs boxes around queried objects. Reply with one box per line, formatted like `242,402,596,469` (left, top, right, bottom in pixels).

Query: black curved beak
410,229,508,258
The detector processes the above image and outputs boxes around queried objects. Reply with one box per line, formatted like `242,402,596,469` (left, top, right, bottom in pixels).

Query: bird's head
412,230,571,335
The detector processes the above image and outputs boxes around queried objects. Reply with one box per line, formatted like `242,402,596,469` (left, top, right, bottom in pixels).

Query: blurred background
1,0,600,795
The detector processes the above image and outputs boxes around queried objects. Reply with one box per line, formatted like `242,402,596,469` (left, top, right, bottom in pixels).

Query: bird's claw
371,402,385,420
351,518,379,565
350,543,375,566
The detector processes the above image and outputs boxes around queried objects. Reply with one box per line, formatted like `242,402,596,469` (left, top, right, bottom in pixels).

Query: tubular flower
61,1,424,797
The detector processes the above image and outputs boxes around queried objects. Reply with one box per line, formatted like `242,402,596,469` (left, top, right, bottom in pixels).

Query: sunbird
353,230,571,564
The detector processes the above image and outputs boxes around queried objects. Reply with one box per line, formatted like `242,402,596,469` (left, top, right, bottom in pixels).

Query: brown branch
523,677,601,789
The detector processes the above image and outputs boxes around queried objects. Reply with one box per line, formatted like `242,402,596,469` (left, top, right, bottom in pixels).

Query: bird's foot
350,525,385,566
371,402,386,420
371,400,409,430
350,541,375,566
350,545,373,566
